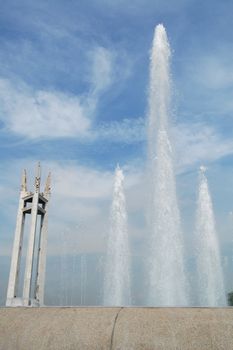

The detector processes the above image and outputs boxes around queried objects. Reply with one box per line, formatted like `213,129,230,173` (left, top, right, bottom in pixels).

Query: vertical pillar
35,173,51,305
34,214,44,303
22,163,41,305
6,170,27,306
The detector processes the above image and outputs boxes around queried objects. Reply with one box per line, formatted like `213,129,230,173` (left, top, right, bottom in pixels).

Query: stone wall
0,307,232,349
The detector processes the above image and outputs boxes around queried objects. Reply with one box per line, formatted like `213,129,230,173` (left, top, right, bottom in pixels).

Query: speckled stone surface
0,307,120,350
0,307,232,350
112,308,233,350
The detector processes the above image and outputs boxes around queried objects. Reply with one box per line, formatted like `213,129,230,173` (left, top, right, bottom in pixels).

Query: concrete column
6,170,28,306
34,214,45,303
35,173,51,305
6,196,26,305
22,191,39,305
22,164,41,305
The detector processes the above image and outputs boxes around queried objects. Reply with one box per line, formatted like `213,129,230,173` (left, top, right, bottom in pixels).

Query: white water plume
195,167,226,306
147,24,188,306
103,165,131,306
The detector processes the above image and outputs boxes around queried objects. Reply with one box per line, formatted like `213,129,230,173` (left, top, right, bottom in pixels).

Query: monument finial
35,162,41,193
21,169,27,192
44,172,51,195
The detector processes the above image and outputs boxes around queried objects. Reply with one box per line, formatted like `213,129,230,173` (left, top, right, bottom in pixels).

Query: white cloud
88,47,114,95
0,43,133,140
178,47,233,118
0,75,145,143
49,161,143,229
91,117,233,168
52,163,113,199
0,66,142,143
0,39,124,139
192,55,233,90
86,45,132,100
184,46,233,91
0,78,93,139
94,117,145,143
173,123,233,172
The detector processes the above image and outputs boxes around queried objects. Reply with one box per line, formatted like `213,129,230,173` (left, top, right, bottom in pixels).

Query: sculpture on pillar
6,163,51,307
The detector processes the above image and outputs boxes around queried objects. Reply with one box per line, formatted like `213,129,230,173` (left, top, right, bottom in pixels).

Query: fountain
194,166,226,306
147,24,188,306
103,165,131,306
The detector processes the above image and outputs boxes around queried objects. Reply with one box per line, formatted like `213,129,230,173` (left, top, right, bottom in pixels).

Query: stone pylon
6,163,51,307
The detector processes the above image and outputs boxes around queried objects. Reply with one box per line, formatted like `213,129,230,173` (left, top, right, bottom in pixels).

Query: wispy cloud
1,73,231,171
94,117,145,143
174,123,233,172
0,78,92,138
88,46,114,95
0,69,143,142
188,53,233,90
0,44,117,139
92,118,233,167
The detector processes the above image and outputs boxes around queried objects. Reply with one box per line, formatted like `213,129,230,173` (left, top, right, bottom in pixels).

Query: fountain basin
0,307,232,349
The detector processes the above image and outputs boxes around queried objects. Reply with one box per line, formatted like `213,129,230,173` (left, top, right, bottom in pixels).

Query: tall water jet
103,165,131,306
147,24,187,306
195,166,226,306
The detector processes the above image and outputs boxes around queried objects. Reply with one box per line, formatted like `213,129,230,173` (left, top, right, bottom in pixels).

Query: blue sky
0,0,233,305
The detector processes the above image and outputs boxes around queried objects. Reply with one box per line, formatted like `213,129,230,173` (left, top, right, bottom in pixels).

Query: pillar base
6,297,40,307
6,297,24,307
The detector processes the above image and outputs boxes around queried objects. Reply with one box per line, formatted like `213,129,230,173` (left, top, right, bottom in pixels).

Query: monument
6,163,51,307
